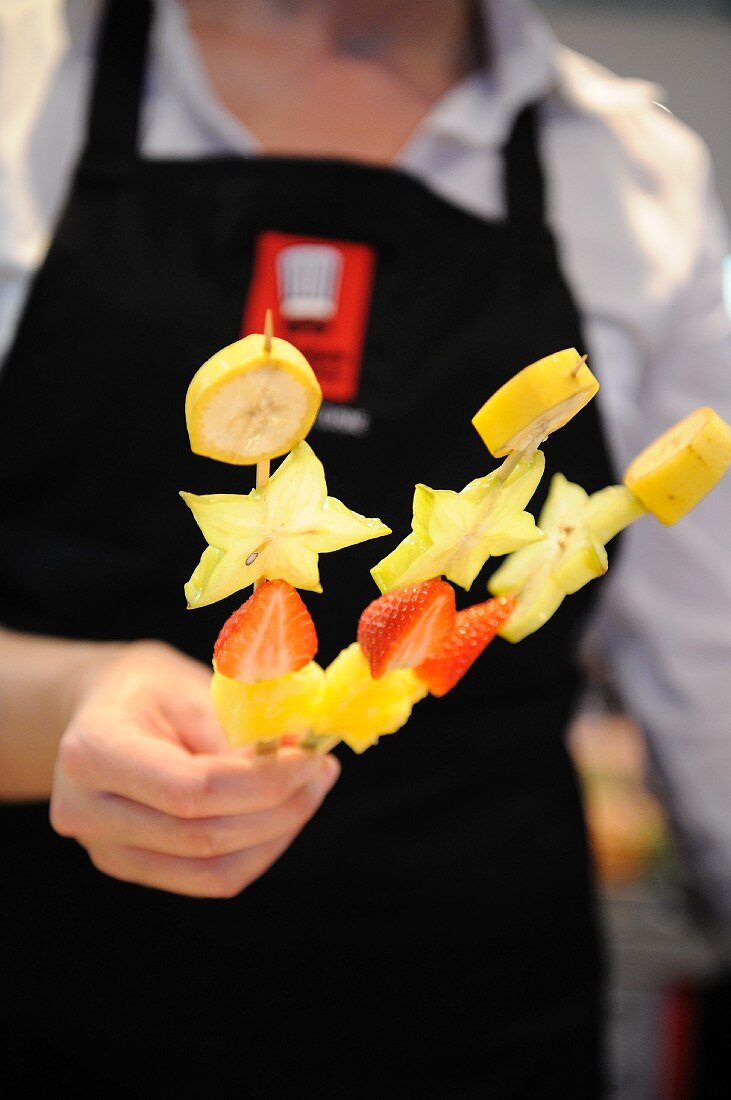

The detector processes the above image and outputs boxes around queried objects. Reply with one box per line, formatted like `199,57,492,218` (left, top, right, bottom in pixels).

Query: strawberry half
415,595,514,697
213,580,318,684
357,579,456,679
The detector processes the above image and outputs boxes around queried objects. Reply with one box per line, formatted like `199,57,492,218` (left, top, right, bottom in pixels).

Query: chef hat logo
276,244,343,323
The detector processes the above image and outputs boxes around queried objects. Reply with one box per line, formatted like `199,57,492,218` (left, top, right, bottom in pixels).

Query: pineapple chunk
312,643,427,753
211,661,324,747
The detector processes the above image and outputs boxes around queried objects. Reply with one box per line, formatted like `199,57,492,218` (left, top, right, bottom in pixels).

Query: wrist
57,638,129,726
0,630,127,802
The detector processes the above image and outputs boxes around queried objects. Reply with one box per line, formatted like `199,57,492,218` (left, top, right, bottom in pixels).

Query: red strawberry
357,579,456,679
415,595,514,697
213,580,318,684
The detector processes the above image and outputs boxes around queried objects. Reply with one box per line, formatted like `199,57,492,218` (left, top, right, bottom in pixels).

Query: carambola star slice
488,474,644,642
371,451,546,593
181,440,390,607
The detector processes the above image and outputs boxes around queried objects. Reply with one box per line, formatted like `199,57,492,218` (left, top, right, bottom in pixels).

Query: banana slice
186,333,322,465
624,407,731,525
472,349,599,458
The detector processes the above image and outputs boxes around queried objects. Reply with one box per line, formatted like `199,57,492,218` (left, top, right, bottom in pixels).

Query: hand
50,641,339,898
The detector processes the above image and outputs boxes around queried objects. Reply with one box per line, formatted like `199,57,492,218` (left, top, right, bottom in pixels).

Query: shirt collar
425,0,663,148
63,0,663,153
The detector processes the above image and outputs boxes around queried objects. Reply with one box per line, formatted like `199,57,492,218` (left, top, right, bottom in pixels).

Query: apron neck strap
83,0,547,230
503,103,546,225
84,0,153,166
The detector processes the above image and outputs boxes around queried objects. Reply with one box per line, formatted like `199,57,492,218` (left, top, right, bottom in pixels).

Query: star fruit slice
371,451,546,594
181,441,390,607
311,642,428,754
488,473,645,643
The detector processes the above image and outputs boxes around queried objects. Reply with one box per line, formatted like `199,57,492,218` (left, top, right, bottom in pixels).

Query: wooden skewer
253,309,274,592
299,731,341,754
255,307,339,760
256,739,278,755
263,307,273,353
570,353,588,379
255,309,276,754
252,463,270,598
256,461,270,494
312,735,341,756
496,447,527,482
496,425,545,482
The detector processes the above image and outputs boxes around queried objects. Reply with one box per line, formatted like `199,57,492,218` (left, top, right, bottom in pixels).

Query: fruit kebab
186,346,593,755
181,337,731,757
299,350,601,753
252,313,279,602
302,360,731,755
180,315,390,751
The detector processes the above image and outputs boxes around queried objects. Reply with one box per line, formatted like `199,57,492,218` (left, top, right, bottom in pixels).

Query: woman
1,0,729,1094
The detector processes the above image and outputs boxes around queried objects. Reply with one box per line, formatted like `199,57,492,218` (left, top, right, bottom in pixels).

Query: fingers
86,830,300,899
65,766,337,858
58,723,338,818
78,640,227,755
51,640,343,898
157,677,231,755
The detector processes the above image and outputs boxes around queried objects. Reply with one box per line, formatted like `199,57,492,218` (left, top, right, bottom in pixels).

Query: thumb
160,664,231,755
177,699,230,754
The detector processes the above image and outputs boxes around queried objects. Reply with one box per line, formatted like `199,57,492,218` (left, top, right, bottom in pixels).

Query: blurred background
1,2,727,1094
541,0,731,302
539,5,730,1096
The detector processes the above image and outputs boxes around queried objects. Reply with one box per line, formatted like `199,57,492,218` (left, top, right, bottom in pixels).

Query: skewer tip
263,308,273,353
570,353,589,379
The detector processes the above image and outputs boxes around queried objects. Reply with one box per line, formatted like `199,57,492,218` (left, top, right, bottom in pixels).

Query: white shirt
2,0,731,942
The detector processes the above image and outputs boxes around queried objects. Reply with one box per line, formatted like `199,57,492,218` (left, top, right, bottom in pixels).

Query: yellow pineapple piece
211,661,324,747
472,349,599,458
312,643,427,754
624,407,731,525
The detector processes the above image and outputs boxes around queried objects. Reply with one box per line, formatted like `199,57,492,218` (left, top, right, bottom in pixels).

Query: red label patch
242,231,376,403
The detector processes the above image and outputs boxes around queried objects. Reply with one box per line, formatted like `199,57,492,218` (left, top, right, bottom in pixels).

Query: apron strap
83,0,153,166
503,103,546,225
83,0,546,221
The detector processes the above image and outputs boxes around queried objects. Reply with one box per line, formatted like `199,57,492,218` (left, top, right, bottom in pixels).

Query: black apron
0,3,614,1095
